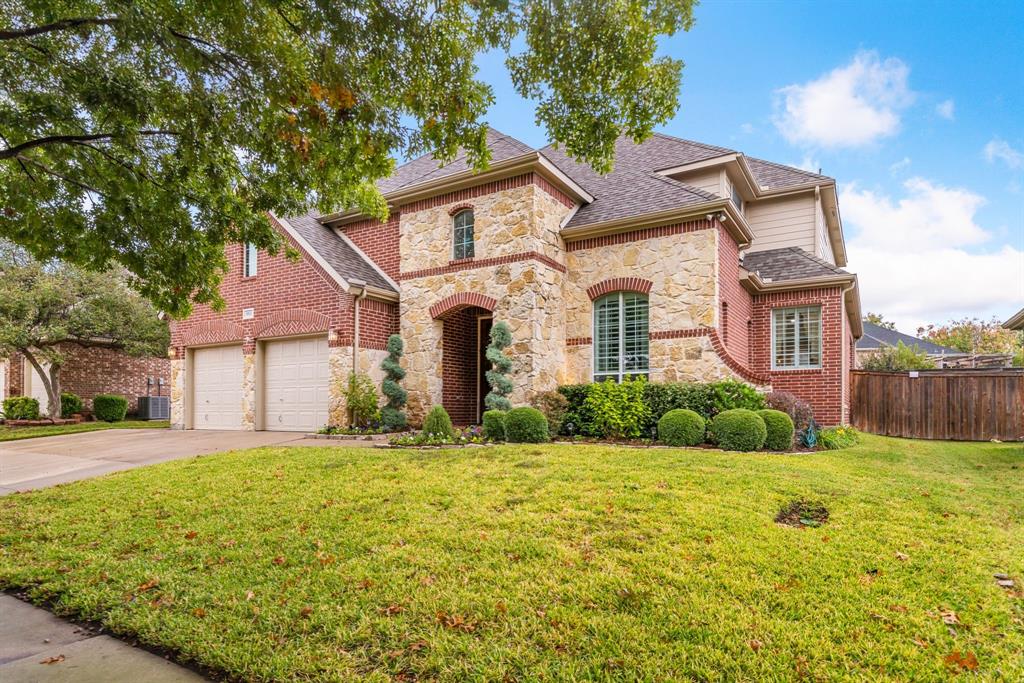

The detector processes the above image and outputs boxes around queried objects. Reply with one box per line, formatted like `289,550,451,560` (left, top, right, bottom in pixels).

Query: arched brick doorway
432,294,497,425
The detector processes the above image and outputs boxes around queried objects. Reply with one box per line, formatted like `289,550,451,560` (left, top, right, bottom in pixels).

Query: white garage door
263,336,329,432
192,345,243,430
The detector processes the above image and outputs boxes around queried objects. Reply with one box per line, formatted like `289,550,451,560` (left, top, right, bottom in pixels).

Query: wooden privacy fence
850,370,1024,441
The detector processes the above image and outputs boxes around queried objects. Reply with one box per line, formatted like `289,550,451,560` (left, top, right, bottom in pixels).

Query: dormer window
243,242,258,277
453,209,475,260
731,184,744,213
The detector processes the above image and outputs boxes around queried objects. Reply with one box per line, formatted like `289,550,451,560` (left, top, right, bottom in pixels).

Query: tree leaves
1,1,696,316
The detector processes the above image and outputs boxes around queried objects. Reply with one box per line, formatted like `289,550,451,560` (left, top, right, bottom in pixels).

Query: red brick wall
6,347,169,414
342,214,401,281
170,220,353,353
357,298,400,351
717,226,753,364
750,287,848,425
441,307,480,426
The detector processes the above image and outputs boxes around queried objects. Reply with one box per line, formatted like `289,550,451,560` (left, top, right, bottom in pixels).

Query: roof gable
856,322,963,355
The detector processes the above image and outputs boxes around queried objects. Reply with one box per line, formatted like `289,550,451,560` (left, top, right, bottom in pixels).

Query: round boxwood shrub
757,409,795,451
93,394,129,423
711,408,767,452
657,409,705,446
61,392,83,418
422,405,454,439
504,407,549,443
3,396,40,420
482,410,506,442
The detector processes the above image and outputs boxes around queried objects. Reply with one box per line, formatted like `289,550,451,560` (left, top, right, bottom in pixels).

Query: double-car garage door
191,336,329,432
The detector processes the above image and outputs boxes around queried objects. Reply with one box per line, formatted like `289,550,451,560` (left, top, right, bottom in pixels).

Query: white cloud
889,157,911,174
794,156,820,173
842,178,1024,331
984,138,1024,169
935,99,955,120
774,51,914,148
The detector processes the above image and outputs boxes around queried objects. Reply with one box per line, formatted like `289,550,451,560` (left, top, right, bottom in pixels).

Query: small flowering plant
389,425,489,447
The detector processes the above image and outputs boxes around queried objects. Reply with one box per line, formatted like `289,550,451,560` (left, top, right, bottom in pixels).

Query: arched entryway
431,293,498,425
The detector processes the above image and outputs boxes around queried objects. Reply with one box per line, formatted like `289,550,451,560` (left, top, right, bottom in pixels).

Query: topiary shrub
93,394,129,422
710,408,767,452
657,409,706,447
422,405,454,439
380,334,408,431
504,407,549,443
482,410,506,442
60,392,83,418
3,396,40,420
484,321,514,412
757,409,795,451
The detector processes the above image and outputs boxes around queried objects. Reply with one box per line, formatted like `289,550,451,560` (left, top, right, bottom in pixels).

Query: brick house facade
169,129,862,431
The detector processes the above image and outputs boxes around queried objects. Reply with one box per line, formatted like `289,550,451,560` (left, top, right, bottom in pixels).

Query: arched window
453,209,475,260
593,292,649,382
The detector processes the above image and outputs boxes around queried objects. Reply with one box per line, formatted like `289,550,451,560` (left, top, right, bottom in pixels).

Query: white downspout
350,279,368,374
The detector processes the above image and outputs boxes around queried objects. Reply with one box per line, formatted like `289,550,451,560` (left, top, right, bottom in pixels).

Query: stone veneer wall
398,180,572,424
562,219,752,385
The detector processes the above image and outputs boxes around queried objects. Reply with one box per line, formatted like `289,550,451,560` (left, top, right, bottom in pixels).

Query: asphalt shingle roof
741,247,848,282
856,322,963,354
285,213,396,293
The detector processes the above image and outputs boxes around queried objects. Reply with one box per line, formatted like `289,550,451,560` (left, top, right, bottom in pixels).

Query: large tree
918,317,1023,359
0,1,695,316
0,243,169,417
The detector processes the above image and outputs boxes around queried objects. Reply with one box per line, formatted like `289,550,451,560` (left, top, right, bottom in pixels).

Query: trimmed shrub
422,405,454,439
93,394,129,422
60,392,83,418
818,426,860,450
765,391,814,432
583,377,650,439
530,390,568,436
3,396,41,420
380,334,408,431
504,407,549,443
709,380,766,415
482,410,506,442
757,409,795,451
710,408,767,452
657,409,705,447
484,321,514,411
643,382,716,428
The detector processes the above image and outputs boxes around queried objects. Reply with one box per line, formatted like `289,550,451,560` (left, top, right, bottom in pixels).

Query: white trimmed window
594,292,649,382
453,209,475,260
243,242,258,277
772,305,822,369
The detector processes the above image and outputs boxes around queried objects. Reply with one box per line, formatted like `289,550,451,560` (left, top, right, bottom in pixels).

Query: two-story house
169,129,862,431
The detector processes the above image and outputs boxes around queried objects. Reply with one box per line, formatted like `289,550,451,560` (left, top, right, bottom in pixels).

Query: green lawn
0,420,169,442
1,436,1021,681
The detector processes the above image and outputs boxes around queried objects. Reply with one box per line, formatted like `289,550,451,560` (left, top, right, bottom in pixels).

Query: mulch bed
3,416,84,427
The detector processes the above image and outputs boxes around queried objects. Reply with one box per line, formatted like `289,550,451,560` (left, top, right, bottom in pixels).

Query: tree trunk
21,349,62,418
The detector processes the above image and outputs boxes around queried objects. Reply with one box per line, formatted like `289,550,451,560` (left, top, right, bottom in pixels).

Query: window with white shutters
593,292,649,382
772,306,822,369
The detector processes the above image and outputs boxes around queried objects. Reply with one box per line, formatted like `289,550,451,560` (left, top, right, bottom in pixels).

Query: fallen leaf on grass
436,610,477,632
245,590,255,601
357,579,375,590
380,604,404,616
272,556,286,566
913,637,929,649
137,578,159,592
944,650,978,672
184,530,198,540
300,606,313,619
749,639,763,652
940,610,960,625
39,655,65,665
895,551,909,561
889,604,908,613
192,608,207,618
407,639,428,652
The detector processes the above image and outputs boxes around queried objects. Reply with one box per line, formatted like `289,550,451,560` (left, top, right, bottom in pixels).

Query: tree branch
0,17,119,40
1,131,178,160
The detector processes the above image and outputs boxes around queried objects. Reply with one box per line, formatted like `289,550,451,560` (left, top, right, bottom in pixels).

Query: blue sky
474,0,1024,333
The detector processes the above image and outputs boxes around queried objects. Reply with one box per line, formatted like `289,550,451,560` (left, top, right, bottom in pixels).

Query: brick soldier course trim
565,218,713,252
397,172,573,214
399,250,567,281
430,292,499,320
177,320,245,347
586,277,653,300
254,308,331,339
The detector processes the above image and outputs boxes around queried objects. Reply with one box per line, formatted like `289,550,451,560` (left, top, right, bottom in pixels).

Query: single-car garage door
192,345,243,430
263,336,329,432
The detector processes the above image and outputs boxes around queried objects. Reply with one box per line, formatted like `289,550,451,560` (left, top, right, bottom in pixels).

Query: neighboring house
1,345,170,416
1004,308,1024,331
169,128,863,431
855,322,967,368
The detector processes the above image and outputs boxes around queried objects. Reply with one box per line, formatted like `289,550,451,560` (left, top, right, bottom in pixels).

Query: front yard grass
0,419,169,442
1,435,1021,681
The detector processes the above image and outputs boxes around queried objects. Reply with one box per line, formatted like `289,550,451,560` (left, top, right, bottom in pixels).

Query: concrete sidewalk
0,594,206,682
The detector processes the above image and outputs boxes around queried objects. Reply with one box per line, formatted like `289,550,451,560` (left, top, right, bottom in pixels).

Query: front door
477,316,493,423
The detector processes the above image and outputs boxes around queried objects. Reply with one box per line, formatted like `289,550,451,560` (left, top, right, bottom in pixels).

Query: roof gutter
561,199,755,248
742,270,863,338
1002,307,1024,330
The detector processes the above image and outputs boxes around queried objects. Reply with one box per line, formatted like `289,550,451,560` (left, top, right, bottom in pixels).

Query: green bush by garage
92,394,129,423
3,396,40,420
657,409,705,447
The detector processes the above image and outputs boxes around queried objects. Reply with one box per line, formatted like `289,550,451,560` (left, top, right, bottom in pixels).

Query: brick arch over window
178,320,245,347
448,203,475,216
429,292,497,320
255,308,331,338
586,277,653,301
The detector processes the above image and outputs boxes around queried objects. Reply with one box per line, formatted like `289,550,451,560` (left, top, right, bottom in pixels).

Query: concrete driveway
0,429,309,495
